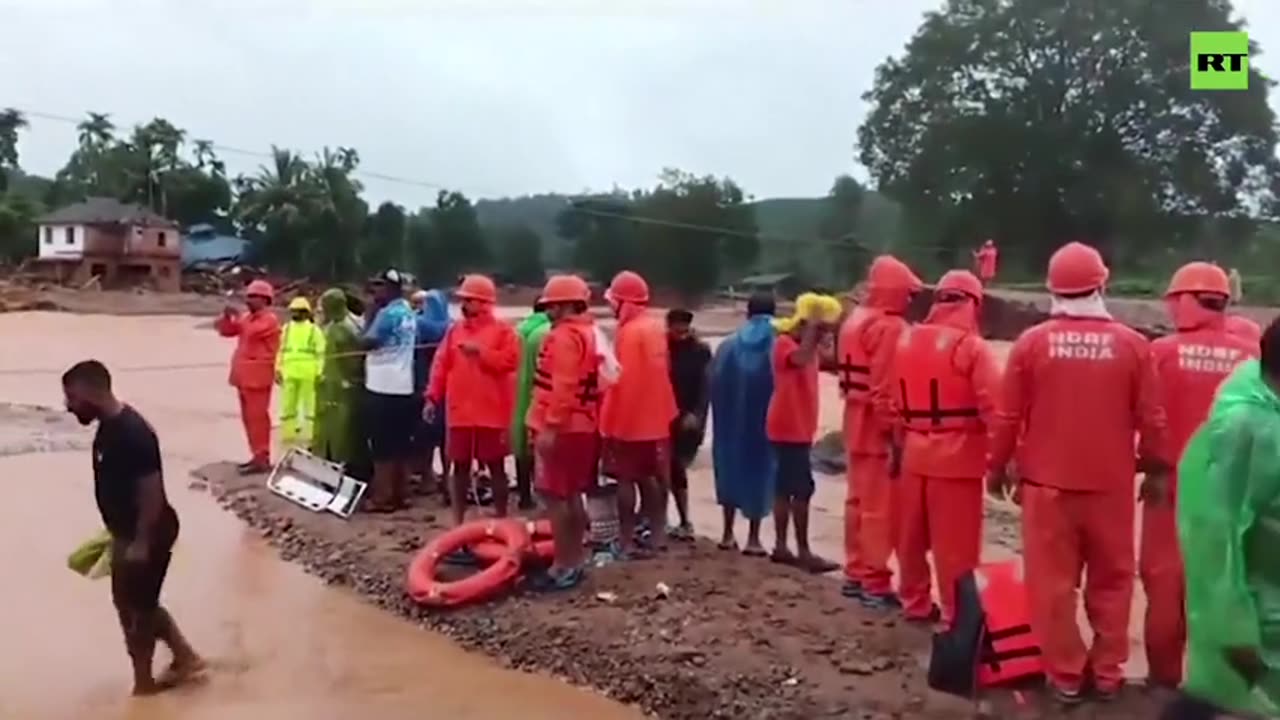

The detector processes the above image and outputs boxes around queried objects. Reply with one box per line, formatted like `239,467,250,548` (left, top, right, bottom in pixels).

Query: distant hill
474,191,905,282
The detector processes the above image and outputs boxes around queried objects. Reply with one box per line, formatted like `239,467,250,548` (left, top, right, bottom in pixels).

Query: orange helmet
455,274,498,303
866,255,923,291
1165,261,1230,297
539,274,591,305
1046,242,1108,295
605,270,650,304
935,270,984,301
1225,314,1262,344
246,279,275,300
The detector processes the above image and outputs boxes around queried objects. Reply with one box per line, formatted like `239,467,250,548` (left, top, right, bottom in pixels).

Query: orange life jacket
835,306,879,402
927,560,1043,696
975,561,1043,688
896,324,982,434
529,319,601,432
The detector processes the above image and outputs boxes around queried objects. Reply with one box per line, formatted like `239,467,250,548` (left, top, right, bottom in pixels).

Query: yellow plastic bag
67,530,112,579
773,293,843,333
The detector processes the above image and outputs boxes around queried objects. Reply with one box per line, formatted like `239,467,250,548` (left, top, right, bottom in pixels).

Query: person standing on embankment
63,360,203,695
666,307,712,540
988,241,1173,705
360,269,418,511
215,279,281,475
276,296,325,448
766,293,842,574
889,270,999,627
973,239,998,285
425,274,519,523
411,288,451,496
1168,327,1280,719
312,288,364,468
599,270,678,558
527,274,600,591
837,255,922,609
513,300,551,510
710,292,777,555
1144,262,1257,691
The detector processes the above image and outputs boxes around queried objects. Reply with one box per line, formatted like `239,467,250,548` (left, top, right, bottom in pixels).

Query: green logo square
1191,31,1249,90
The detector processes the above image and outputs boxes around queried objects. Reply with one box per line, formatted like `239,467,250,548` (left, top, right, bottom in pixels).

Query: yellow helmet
288,296,312,313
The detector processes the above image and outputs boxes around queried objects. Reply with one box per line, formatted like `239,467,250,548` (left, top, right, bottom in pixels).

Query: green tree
857,0,1280,273
429,190,488,283
493,224,545,284
819,174,869,286
631,169,759,298
364,201,408,274
0,108,27,194
234,147,320,274
556,194,637,282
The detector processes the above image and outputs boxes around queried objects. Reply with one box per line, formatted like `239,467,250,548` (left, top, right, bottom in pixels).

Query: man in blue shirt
360,269,418,511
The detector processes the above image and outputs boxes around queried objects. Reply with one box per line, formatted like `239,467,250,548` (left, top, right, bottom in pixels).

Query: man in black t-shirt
63,360,202,695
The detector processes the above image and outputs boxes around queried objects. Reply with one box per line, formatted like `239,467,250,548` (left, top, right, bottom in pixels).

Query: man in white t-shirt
359,269,418,511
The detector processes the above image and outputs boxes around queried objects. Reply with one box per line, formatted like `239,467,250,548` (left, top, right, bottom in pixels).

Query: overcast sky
4,0,1278,206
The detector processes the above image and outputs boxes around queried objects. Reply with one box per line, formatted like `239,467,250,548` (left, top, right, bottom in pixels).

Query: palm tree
234,147,320,274
192,140,225,176
76,112,115,152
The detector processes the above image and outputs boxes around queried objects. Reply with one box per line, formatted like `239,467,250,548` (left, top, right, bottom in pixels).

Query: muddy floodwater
0,312,641,720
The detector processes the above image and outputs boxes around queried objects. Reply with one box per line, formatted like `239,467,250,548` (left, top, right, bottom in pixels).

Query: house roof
182,232,248,268
38,197,179,228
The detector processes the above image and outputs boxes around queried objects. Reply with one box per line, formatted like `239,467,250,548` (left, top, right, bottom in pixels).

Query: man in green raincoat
312,289,365,468
511,302,551,510
1171,320,1280,719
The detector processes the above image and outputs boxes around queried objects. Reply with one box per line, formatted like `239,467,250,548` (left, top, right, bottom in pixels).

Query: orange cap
455,274,498,303
1046,242,1108,295
866,255,923,292
605,270,650,304
246,279,275,300
1165,261,1230,297
936,269,984,301
539,274,591,305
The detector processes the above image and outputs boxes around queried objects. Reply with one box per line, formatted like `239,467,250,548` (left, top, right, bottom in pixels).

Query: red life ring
472,518,556,565
406,519,531,608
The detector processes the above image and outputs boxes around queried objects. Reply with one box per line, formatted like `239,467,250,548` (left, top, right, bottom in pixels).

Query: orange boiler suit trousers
845,452,898,595
1021,482,1134,692
1140,500,1185,687
238,387,273,464
896,473,983,624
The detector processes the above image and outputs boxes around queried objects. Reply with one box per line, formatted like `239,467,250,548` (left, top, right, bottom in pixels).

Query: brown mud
200,461,1159,719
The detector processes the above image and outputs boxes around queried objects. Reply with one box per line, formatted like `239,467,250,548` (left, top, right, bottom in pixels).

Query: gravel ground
199,461,1161,720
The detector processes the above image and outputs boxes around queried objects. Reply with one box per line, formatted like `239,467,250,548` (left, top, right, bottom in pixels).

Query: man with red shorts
600,270,679,557
425,274,519,532
527,274,601,591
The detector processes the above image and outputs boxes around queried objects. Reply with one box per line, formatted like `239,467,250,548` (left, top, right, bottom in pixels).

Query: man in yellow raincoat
1171,319,1280,719
277,296,325,447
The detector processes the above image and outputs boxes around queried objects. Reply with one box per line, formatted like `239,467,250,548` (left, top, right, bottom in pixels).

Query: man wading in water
63,360,202,694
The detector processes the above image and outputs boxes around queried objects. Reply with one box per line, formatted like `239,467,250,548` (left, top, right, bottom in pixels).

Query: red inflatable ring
472,518,555,565
406,519,531,608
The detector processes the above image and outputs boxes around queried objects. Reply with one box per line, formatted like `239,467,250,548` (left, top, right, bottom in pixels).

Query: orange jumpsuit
1145,316,1256,686
425,308,520,464
890,302,1000,624
599,306,678,479
1224,313,1262,345
990,316,1170,694
975,245,998,283
527,314,601,498
216,308,281,464
839,303,910,596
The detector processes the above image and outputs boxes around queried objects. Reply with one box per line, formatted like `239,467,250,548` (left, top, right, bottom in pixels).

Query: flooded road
0,312,641,720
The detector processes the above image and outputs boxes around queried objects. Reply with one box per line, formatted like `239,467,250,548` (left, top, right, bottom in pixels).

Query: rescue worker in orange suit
890,270,1000,626
837,254,922,609
527,275,601,592
600,270,678,558
973,239,998,285
215,279,282,475
989,241,1173,705
1225,313,1263,346
1145,262,1258,690
425,274,519,526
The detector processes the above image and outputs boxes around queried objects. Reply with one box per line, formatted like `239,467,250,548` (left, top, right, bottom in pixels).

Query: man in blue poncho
411,289,451,496
1166,318,1280,719
710,292,777,556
